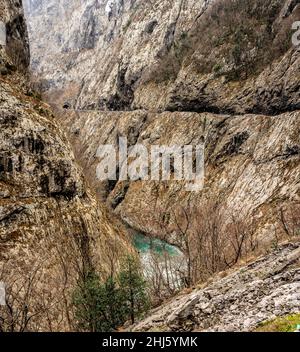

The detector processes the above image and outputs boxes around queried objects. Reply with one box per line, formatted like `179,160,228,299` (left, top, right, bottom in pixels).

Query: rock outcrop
23,0,215,109
0,0,129,332
133,242,300,332
60,109,300,253
0,0,30,70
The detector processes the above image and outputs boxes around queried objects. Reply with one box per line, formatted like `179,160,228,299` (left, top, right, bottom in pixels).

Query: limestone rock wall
14,0,300,331
23,0,214,109
0,0,130,332
24,0,299,114
61,109,300,251
24,0,300,252
0,0,30,69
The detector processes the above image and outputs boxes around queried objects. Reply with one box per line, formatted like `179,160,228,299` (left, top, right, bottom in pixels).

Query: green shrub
143,0,298,84
255,314,300,332
73,255,149,332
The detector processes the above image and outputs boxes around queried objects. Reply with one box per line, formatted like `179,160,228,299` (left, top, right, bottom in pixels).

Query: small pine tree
118,255,150,324
72,255,149,331
72,272,125,332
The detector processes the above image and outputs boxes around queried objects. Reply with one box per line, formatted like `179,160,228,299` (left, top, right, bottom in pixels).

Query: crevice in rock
110,182,130,210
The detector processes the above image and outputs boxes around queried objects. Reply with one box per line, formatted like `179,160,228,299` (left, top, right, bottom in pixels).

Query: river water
133,233,187,291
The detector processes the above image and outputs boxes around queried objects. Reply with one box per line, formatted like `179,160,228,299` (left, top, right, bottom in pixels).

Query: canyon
23,0,300,254
0,0,299,331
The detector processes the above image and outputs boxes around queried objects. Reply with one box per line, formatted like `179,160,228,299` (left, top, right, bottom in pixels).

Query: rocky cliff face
0,0,129,332
61,109,300,254
22,0,300,331
23,0,300,257
24,0,214,109
24,0,300,114
0,0,30,70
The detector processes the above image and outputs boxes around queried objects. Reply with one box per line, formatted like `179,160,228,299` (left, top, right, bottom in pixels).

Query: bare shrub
142,0,299,84
162,201,259,286
145,249,184,305
277,203,300,239
136,197,299,300
0,224,96,331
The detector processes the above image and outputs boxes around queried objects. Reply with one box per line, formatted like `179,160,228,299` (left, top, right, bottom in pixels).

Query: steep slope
132,242,300,332
0,0,30,70
24,0,299,114
24,0,214,109
0,0,129,332
61,109,300,255
134,0,300,115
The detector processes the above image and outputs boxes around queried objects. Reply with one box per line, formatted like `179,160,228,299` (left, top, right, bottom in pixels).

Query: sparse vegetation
143,0,299,83
145,197,300,297
1,0,299,333
255,314,300,332
149,201,259,288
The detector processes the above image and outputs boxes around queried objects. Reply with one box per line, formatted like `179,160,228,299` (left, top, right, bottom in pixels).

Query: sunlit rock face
23,0,213,110
60,109,300,254
0,21,6,46
0,0,129,332
24,0,299,114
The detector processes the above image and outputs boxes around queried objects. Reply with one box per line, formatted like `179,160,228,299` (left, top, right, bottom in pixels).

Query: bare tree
277,204,300,239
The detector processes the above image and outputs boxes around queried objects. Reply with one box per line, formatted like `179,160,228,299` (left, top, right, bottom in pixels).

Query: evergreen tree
118,255,150,324
72,272,124,332
72,255,149,331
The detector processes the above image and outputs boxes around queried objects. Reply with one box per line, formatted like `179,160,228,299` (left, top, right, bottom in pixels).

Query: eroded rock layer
24,0,300,114
22,0,300,331
60,109,300,255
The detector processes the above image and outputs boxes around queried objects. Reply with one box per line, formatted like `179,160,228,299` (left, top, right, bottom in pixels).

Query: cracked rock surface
19,0,300,331
60,109,300,250
133,243,300,332
24,0,299,115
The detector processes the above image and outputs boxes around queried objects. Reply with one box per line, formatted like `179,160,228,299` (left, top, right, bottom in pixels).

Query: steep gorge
5,0,300,331
24,0,300,250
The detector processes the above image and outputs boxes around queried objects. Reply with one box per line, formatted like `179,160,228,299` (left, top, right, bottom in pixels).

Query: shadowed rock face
0,0,30,70
0,0,129,332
